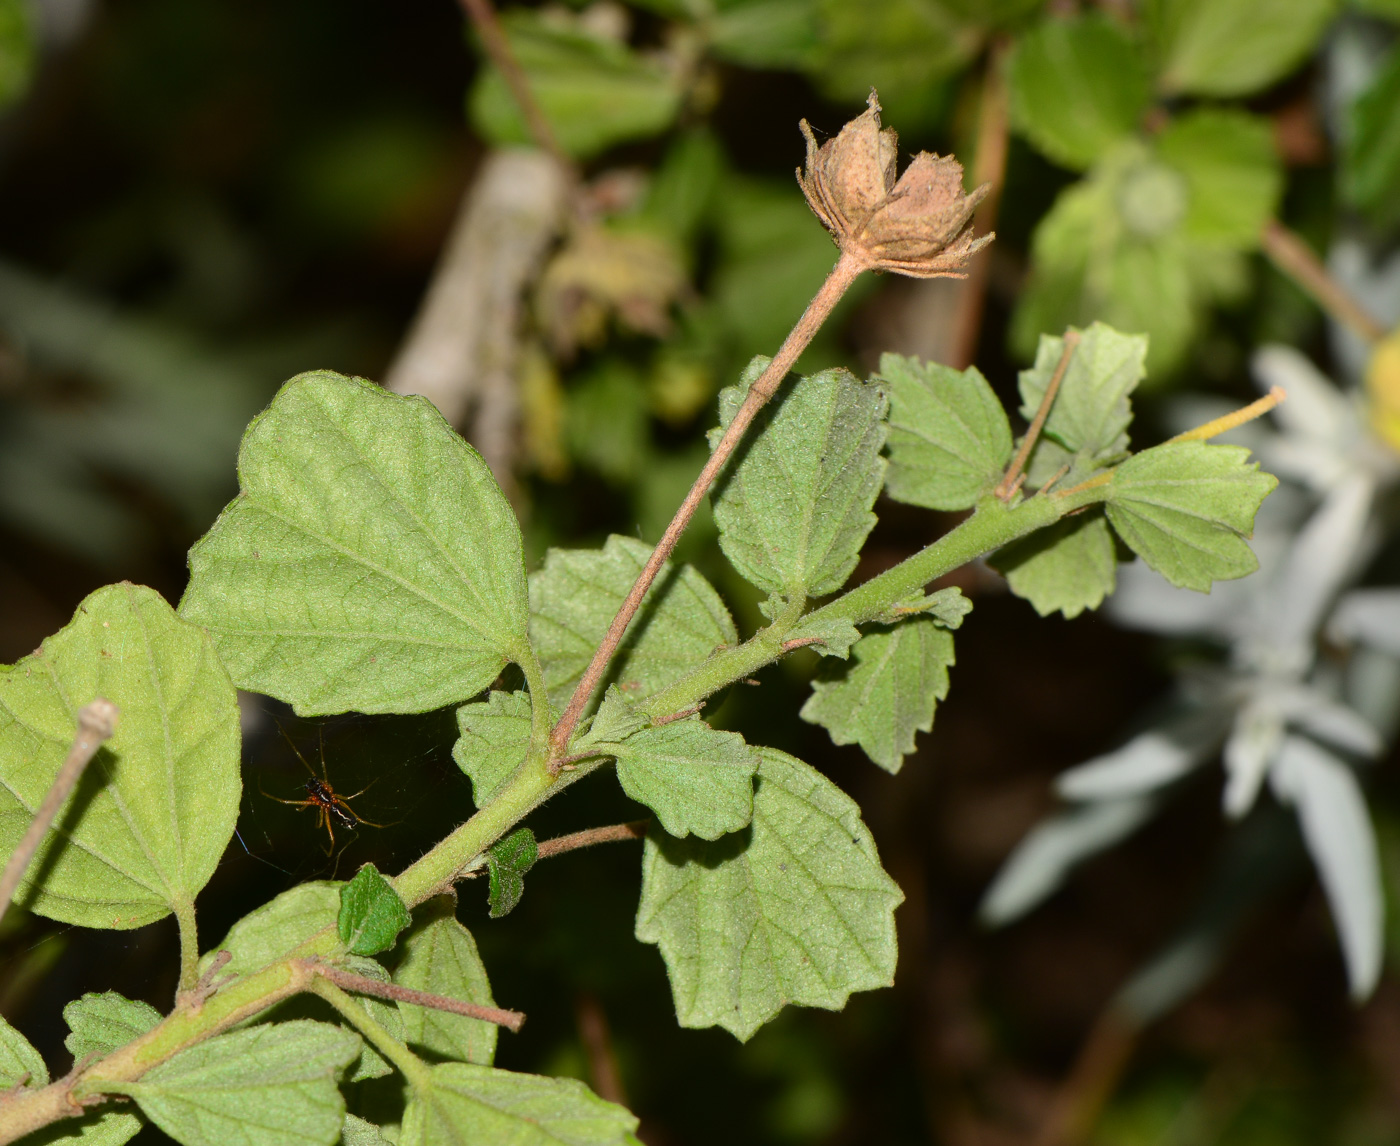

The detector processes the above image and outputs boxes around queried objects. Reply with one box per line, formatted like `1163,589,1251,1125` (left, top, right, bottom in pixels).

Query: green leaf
339,864,412,957
486,828,538,919
1008,13,1151,171
63,992,161,1062
991,512,1118,619
603,720,757,841
468,10,683,159
401,1062,639,1146
1150,0,1338,97
0,0,33,111
785,614,862,659
28,1111,144,1146
879,354,1012,511
180,371,530,717
1106,441,1278,592
0,1012,46,1086
104,1020,360,1146
341,1115,393,1146
529,535,737,712
396,913,499,1067
880,586,974,629
1019,322,1148,469
636,748,903,1041
202,882,340,979
565,361,650,487
453,691,532,808
0,583,240,929
800,617,954,773
712,363,888,598
335,956,404,1083
1344,44,1400,232
582,688,650,747
709,0,822,69
1157,109,1282,248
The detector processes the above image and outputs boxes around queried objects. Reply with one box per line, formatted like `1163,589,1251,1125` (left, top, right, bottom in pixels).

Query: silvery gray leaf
1222,700,1285,818
1057,706,1225,801
1330,588,1400,658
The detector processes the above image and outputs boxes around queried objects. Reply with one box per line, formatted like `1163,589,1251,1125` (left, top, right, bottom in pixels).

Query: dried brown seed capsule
797,90,994,279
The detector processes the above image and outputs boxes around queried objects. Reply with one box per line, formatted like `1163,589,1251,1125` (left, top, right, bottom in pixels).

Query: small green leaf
712,362,888,598
605,720,758,841
0,583,240,930
709,0,822,70
469,10,683,159
636,748,903,1041
786,614,862,659
339,864,412,957
882,586,974,629
395,913,499,1066
1344,44,1400,232
400,1062,639,1146
991,512,1119,619
1106,440,1278,592
181,371,530,716
1008,13,1151,171
202,882,340,979
1151,0,1338,97
579,687,649,748
1019,322,1148,469
1157,109,1282,248
0,0,33,111
529,535,737,712
63,992,161,1063
486,829,538,919
341,1114,393,1146
454,691,532,808
800,617,954,773
879,354,1012,511
0,1012,46,1087
104,1020,360,1146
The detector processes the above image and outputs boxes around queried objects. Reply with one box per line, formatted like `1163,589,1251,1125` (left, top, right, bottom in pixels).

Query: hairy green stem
309,977,434,1090
173,899,201,994
515,642,553,753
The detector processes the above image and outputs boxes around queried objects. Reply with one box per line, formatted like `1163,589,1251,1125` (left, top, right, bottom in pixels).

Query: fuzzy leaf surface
1019,322,1148,470
1106,441,1276,592
1344,44,1400,231
486,828,538,919
30,1113,143,1145
800,617,954,773
201,882,340,979
63,992,161,1062
529,535,737,712
0,583,240,929
453,691,532,808
1008,13,1150,170
712,363,888,597
396,913,498,1066
338,864,411,957
1158,109,1282,248
335,955,403,1083
0,1013,46,1087
180,371,529,716
341,1116,393,1146
879,354,1012,511
605,720,757,841
785,614,862,659
106,1020,361,1146
636,748,903,1041
991,512,1118,619
400,1062,640,1146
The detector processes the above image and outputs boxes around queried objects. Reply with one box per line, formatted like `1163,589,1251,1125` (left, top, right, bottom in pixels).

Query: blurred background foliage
3,0,1400,1143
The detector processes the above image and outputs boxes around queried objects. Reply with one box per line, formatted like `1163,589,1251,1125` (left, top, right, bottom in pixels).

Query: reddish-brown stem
535,821,649,860
547,249,868,759
576,994,627,1105
457,0,576,182
311,962,526,1033
0,699,118,929
651,705,703,726
1261,220,1387,345
995,329,1081,500
1033,1006,1139,1146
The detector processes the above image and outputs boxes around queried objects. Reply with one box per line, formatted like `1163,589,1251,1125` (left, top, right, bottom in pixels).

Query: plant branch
547,249,868,760
308,977,433,1090
995,329,1080,500
456,0,575,182
535,821,648,860
172,899,201,996
1169,386,1286,443
0,698,118,930
1261,220,1387,345
311,961,526,1033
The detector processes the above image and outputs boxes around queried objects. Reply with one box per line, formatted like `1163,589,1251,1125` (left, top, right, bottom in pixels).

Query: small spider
263,728,385,854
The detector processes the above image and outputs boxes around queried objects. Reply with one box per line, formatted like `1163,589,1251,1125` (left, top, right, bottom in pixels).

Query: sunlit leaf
800,617,954,773
880,354,1012,511
396,912,498,1066
991,512,1118,619
0,583,240,929
63,992,161,1062
104,1020,361,1146
454,691,532,808
181,371,530,716
712,362,888,598
400,1062,639,1146
1106,440,1277,592
636,748,903,1041
529,535,736,712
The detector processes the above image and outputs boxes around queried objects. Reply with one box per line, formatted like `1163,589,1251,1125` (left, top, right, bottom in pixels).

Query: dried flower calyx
798,91,993,278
